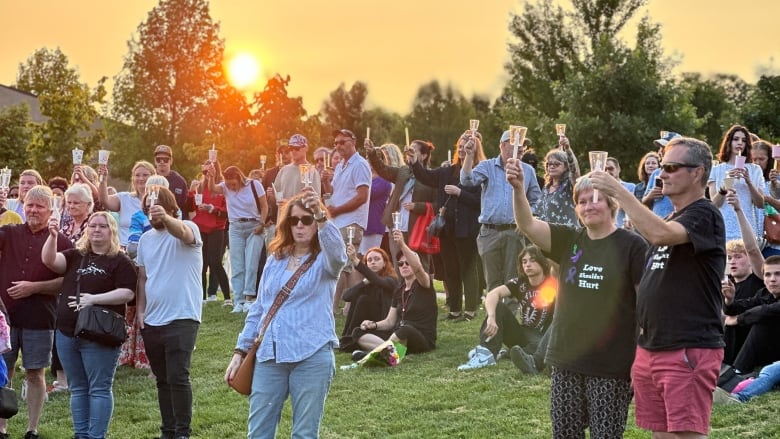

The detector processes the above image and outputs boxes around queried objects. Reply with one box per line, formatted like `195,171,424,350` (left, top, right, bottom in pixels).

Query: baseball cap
499,130,532,147
332,129,356,139
154,145,173,157
654,131,681,148
288,134,308,148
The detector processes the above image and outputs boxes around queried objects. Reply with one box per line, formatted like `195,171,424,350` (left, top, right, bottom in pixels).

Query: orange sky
1,0,778,115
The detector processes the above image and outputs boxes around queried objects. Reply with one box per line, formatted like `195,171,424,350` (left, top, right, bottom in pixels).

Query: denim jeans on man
141,319,199,439
248,344,335,438
56,331,122,439
228,220,263,304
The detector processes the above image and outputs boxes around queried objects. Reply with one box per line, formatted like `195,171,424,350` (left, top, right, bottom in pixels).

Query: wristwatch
313,211,327,223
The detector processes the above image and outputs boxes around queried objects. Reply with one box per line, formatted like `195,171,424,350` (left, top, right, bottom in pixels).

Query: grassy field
7,297,780,438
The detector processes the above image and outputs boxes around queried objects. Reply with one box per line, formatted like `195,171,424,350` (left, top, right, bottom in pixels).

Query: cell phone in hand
654,178,663,188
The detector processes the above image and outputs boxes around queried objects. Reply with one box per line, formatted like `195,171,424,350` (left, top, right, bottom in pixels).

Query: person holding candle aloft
411,130,483,321
708,124,765,241
461,130,541,292
750,140,780,257
535,136,580,228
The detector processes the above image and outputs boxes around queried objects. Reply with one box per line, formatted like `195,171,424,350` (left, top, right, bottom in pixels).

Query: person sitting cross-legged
457,245,556,372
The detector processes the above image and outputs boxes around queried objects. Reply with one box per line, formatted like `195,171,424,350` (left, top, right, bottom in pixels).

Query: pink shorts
632,346,723,434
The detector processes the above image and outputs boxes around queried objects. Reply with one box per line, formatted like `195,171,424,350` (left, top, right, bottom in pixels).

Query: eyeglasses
289,215,315,226
545,162,563,168
334,139,353,146
660,162,700,173
155,157,170,164
397,260,410,267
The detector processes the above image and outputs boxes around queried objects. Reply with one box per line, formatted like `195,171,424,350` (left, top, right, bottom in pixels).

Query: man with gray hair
591,137,726,438
0,185,71,439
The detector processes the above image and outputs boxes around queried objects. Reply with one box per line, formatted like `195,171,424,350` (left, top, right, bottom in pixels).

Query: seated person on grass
714,360,780,404
349,229,437,362
457,245,556,373
339,245,399,352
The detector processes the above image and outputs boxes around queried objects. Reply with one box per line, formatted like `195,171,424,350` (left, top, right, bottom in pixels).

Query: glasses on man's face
334,139,353,146
155,157,170,164
660,162,700,173
289,215,315,226
545,161,563,168
397,260,410,267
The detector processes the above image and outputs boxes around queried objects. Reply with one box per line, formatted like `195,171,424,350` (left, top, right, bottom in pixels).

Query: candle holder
299,164,312,187
72,148,84,165
555,124,566,137
260,155,267,171
392,212,401,230
589,151,608,203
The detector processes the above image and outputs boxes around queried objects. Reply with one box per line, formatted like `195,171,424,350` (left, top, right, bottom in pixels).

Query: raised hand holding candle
98,150,110,183
72,148,83,165
588,151,608,202
469,119,479,135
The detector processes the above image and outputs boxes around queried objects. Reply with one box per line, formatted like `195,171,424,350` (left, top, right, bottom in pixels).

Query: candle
366,127,370,141
405,127,410,148
392,212,401,230
448,150,452,163
325,152,331,169
208,145,217,162
260,154,267,171
347,226,354,245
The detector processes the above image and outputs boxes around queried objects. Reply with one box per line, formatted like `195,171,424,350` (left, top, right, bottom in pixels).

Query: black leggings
351,323,434,355
201,230,230,300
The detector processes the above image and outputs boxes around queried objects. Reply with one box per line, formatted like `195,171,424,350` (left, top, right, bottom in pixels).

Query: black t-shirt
505,276,556,331
637,199,726,350
0,224,72,328
165,170,189,212
57,249,137,337
391,278,438,347
546,225,648,379
735,273,764,301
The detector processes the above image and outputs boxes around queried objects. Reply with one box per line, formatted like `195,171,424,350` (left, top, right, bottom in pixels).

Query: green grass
9,296,780,438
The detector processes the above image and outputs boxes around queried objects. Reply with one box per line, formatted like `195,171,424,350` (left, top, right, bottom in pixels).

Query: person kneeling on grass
457,245,556,372
349,229,437,362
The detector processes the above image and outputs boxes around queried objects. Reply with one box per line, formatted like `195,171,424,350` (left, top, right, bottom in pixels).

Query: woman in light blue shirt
225,191,346,439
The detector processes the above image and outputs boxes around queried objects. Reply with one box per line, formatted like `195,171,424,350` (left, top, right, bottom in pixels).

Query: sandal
222,299,233,307
46,381,68,394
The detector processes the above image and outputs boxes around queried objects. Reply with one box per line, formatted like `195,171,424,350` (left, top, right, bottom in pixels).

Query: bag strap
253,256,316,344
249,180,263,220
75,254,88,304
438,195,452,216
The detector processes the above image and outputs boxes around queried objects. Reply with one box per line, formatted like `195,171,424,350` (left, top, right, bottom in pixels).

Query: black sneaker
463,312,476,321
444,312,463,321
351,350,367,362
510,345,539,375
24,432,40,439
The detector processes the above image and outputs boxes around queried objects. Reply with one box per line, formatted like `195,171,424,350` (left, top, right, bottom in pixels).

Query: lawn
7,297,780,438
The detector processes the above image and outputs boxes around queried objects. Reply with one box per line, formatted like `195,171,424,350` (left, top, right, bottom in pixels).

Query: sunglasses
289,215,315,226
660,162,699,173
155,157,170,164
397,260,410,267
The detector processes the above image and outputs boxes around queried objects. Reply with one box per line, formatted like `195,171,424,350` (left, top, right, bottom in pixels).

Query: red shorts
632,346,723,434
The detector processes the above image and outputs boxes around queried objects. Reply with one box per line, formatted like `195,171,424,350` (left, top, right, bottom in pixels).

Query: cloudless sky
1,0,778,115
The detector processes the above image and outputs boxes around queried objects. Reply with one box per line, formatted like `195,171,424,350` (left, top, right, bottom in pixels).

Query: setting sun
226,52,261,90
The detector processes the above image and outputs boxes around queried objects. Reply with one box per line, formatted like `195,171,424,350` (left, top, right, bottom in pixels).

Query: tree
741,75,780,141
681,73,743,146
15,47,106,178
0,104,34,173
112,0,245,152
320,82,368,139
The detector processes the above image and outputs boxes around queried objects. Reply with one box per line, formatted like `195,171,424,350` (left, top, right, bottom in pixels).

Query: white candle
448,150,452,162
405,127,410,147
366,127,370,141
347,226,354,245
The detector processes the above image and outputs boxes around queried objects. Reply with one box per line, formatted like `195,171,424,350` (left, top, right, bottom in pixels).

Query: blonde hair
379,144,404,167
726,239,746,255
20,169,43,185
130,161,156,196
573,176,618,219
145,175,170,189
75,211,121,257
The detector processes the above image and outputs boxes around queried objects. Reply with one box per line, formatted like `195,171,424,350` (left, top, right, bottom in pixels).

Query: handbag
409,203,440,255
228,257,315,395
426,195,451,239
0,387,18,419
73,255,127,347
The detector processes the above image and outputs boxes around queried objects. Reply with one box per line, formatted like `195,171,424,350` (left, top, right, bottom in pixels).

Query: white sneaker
206,295,218,302
242,301,254,313
231,302,244,313
457,346,496,371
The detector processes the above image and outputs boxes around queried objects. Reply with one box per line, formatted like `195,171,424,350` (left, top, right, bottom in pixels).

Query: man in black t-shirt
153,145,189,211
592,137,726,437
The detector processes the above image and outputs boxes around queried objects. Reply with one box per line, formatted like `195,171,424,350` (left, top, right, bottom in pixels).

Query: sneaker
243,301,254,312
510,345,539,375
463,311,476,321
495,347,509,361
444,312,463,321
223,299,233,307
24,432,40,439
351,350,367,362
231,302,244,313
206,295,218,302
457,345,496,371
712,386,741,404
467,347,477,360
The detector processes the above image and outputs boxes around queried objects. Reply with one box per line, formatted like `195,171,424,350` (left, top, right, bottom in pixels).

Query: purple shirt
366,176,392,235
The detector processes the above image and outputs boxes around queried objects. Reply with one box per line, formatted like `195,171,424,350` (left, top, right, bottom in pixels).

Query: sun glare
226,52,261,90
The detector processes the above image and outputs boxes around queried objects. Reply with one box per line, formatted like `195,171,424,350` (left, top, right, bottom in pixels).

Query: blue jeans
735,360,780,402
228,220,264,303
56,331,121,439
141,320,199,439
248,344,335,438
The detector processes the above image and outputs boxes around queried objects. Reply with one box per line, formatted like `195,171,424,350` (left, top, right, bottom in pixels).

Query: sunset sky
1,0,778,115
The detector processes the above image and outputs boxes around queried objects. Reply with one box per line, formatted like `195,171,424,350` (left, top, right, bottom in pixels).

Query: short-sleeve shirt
218,180,264,222
546,225,649,379
274,163,322,198
331,152,372,229
137,221,203,326
0,224,72,328
505,276,556,331
391,278,438,347
56,249,137,336
637,199,726,350
116,192,142,246
708,162,765,241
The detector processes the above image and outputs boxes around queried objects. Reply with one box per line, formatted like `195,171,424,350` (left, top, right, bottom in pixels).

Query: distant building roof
0,84,46,122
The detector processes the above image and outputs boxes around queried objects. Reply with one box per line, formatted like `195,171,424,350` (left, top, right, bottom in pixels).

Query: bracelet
233,348,247,357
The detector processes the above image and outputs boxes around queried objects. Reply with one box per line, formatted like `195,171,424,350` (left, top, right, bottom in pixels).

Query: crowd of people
1,123,779,438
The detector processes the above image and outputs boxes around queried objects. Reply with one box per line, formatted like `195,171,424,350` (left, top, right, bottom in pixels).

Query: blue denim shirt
644,168,673,218
236,221,347,362
460,156,541,224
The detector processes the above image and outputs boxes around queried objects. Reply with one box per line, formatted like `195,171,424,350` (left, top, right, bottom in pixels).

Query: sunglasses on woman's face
397,260,410,267
289,215,315,226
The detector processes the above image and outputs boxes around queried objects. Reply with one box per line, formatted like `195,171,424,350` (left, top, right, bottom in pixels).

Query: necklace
290,250,309,268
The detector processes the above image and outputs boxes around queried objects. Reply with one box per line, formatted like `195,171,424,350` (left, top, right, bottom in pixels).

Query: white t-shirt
116,192,142,246
137,220,203,326
331,152,372,229
218,180,264,222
